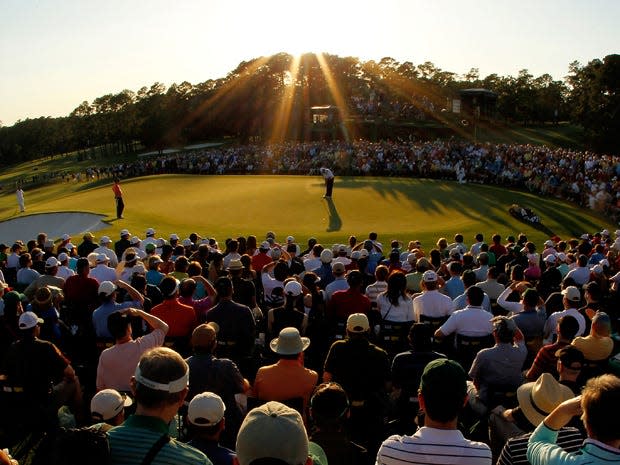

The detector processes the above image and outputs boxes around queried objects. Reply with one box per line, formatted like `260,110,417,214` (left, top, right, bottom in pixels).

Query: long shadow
324,198,342,232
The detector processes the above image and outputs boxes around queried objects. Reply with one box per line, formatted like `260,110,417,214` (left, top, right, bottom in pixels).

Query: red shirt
112,183,123,198
152,298,197,338
328,289,371,320
63,274,100,313
251,252,272,273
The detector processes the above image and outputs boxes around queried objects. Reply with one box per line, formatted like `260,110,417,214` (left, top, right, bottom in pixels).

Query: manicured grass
0,174,612,247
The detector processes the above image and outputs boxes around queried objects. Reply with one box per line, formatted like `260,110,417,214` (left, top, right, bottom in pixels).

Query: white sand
0,212,109,244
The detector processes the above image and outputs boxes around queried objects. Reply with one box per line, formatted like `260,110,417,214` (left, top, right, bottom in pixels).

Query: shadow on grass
324,198,342,232
333,177,602,237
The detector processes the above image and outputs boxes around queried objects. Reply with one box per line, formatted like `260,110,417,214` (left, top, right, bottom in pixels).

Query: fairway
0,175,613,246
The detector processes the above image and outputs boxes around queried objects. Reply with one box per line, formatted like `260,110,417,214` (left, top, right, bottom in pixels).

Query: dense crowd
16,139,620,222
134,139,611,219
1,226,620,465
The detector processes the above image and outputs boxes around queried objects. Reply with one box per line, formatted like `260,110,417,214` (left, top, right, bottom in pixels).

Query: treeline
0,52,618,163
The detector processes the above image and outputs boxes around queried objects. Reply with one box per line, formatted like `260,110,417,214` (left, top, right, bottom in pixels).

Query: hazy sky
1,0,618,126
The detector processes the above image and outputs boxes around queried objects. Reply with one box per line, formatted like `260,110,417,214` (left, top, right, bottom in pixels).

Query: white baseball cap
320,249,333,263
187,392,226,426
100,236,112,245
120,229,131,237
284,280,303,296
98,281,117,296
423,270,438,282
45,257,60,268
146,228,156,236
91,389,132,422
18,311,44,330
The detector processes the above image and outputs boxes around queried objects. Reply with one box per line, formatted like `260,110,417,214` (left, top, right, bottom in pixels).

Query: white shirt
320,167,334,180
496,286,523,314
303,256,321,271
377,294,414,322
565,266,590,286
544,307,586,343
413,290,454,322
94,246,118,268
56,266,75,280
89,264,117,283
438,306,494,337
377,426,491,465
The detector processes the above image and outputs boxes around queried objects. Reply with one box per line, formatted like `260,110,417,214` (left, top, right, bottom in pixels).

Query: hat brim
517,382,545,427
516,381,573,427
269,336,311,355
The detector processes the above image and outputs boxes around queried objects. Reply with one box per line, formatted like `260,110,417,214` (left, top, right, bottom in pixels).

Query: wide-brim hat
269,327,310,355
227,259,243,271
517,373,574,427
33,287,53,307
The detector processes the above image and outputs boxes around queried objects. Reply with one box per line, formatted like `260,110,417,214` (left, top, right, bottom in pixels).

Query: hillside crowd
1,226,620,465
57,139,620,222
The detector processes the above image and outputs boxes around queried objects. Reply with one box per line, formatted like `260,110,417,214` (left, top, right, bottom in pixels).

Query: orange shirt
253,358,318,409
151,298,197,338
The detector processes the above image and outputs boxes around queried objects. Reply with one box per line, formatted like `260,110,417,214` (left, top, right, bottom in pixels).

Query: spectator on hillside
323,313,390,456
543,286,586,343
324,262,348,301
468,316,527,416
377,271,414,323
413,270,453,322
185,322,249,449
186,392,236,465
253,327,318,414
205,277,255,365
526,315,580,381
92,280,144,338
377,358,492,465
308,382,368,465
527,374,620,465
96,308,168,392
90,388,133,428
107,347,210,465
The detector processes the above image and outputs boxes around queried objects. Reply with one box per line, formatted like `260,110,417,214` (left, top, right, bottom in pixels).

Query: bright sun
253,2,358,57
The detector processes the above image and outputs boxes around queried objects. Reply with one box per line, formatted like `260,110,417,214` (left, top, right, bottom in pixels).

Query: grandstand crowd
1,226,620,465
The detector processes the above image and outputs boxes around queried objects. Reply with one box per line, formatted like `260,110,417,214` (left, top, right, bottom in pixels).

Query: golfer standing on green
320,167,334,198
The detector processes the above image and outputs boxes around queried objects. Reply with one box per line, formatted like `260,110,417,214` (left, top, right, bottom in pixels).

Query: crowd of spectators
2,226,620,464
44,139,620,222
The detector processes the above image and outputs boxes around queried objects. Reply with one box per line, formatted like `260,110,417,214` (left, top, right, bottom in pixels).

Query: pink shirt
96,329,165,392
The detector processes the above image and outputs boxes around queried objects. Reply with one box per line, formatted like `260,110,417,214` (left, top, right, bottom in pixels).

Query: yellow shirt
572,335,613,361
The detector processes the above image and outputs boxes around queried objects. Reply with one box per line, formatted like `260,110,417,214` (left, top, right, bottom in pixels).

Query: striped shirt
498,428,583,465
366,280,388,304
109,415,211,465
376,427,491,465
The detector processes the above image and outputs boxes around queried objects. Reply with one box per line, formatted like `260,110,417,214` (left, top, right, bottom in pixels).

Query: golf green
0,175,613,246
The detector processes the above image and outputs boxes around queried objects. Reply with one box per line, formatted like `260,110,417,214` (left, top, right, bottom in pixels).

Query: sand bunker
0,212,109,244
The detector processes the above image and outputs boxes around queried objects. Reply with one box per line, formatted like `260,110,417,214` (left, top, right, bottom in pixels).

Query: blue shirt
528,422,620,465
187,438,235,465
92,300,140,338
444,276,465,299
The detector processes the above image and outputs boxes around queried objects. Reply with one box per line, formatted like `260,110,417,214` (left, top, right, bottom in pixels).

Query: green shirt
109,415,211,465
